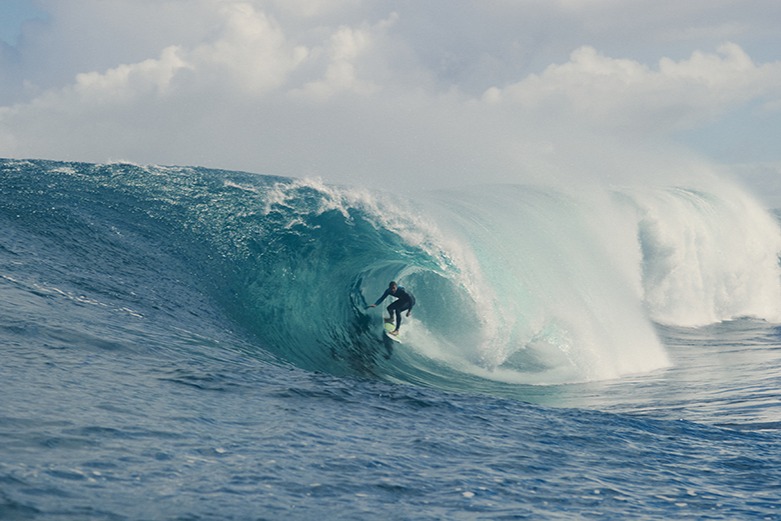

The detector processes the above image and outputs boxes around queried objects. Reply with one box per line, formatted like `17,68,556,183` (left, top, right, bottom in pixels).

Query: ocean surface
2,158,781,520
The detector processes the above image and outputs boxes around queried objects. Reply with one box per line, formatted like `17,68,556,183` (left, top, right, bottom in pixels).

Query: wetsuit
374,286,416,331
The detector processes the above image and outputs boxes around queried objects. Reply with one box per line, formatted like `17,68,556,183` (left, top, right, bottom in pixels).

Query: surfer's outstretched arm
368,288,392,309
366,295,383,309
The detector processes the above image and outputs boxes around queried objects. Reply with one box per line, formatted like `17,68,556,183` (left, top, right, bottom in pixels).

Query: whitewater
3,158,781,519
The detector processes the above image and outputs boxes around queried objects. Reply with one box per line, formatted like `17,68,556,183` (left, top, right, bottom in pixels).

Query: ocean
2,158,781,520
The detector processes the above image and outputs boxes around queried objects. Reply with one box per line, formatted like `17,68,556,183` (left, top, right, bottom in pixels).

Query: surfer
368,281,416,336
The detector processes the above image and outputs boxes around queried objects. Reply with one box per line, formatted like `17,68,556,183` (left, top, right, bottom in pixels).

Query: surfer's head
389,281,397,293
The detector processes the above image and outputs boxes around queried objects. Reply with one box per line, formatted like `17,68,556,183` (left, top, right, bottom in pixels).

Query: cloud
1,1,781,189
483,43,781,134
289,15,397,101
73,46,188,104
186,3,308,96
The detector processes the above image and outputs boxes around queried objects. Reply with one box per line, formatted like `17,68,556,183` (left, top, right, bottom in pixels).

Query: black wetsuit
374,286,416,330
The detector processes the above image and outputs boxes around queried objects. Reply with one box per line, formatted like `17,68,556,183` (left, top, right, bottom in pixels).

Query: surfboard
383,320,401,342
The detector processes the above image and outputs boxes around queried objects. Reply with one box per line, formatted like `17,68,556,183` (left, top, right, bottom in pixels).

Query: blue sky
1,1,780,202
0,0,44,45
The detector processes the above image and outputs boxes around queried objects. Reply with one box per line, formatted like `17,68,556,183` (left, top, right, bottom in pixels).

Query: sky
1,0,781,200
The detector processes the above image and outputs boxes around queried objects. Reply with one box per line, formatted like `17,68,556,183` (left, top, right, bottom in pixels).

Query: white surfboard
383,320,401,342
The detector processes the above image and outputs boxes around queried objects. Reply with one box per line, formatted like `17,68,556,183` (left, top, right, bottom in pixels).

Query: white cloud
73,46,189,105
291,14,399,101
186,2,308,96
483,43,781,134
1,1,781,188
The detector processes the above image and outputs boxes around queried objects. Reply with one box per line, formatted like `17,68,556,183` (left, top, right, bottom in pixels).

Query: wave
2,159,780,390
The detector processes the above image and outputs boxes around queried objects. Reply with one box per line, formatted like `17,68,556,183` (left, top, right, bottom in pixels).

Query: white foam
630,181,781,326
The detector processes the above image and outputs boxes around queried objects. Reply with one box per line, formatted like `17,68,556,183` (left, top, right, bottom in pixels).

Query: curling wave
2,159,780,390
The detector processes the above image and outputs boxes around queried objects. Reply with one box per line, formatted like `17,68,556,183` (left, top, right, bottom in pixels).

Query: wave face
3,159,780,390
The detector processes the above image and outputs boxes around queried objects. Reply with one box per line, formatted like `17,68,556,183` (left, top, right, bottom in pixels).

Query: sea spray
629,183,781,327
420,185,670,383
